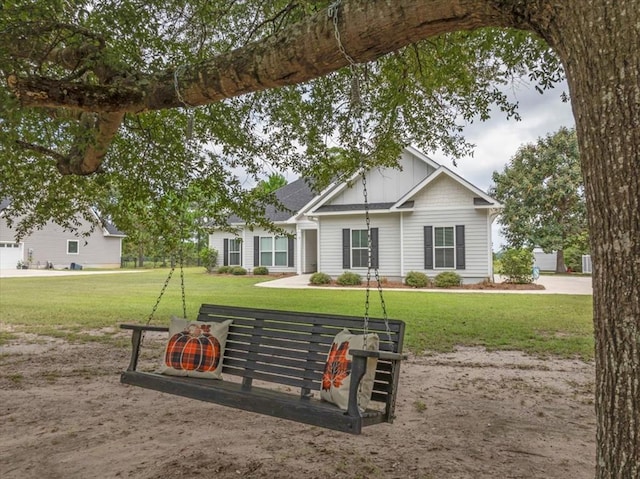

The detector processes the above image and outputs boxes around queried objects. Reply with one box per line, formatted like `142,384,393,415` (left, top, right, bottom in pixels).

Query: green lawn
0,268,594,359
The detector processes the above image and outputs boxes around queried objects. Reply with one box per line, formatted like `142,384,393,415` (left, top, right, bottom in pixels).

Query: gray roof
314,202,395,213
0,198,124,236
229,178,315,223
314,200,414,213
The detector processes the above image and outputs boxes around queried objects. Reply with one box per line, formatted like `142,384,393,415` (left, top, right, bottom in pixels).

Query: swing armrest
350,350,407,361
120,323,169,332
120,324,169,372
346,350,407,419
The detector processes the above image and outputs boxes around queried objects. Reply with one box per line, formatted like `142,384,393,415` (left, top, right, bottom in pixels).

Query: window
260,236,288,267
351,229,369,268
343,228,378,269
228,239,241,266
67,240,79,255
424,225,465,270
434,227,454,268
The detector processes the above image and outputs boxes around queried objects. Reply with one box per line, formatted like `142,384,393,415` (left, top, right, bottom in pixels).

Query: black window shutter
455,225,466,270
342,229,351,269
424,226,433,269
288,237,294,267
370,228,379,269
223,239,229,266
253,236,259,267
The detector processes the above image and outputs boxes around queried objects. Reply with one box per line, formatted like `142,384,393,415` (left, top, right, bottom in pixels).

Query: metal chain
329,0,392,343
146,264,176,325
328,0,357,68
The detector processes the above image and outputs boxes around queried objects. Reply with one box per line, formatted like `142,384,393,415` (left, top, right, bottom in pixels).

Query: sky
429,81,576,250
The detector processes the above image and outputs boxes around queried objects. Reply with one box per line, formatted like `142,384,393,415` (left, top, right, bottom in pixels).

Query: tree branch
15,112,124,175
7,0,513,113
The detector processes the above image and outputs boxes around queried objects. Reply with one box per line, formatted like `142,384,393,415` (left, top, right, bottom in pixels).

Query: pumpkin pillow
320,328,379,412
160,317,233,379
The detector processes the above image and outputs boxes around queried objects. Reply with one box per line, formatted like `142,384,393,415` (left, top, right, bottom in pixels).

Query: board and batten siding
209,225,297,273
317,214,402,280
329,152,435,205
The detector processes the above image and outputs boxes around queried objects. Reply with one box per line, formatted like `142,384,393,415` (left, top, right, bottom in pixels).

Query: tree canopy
0,0,563,240
491,127,586,272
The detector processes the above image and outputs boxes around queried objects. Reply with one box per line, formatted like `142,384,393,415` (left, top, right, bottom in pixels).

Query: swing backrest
197,304,405,405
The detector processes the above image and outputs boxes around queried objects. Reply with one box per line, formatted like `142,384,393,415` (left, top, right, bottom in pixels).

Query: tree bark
532,2,639,477
555,249,566,274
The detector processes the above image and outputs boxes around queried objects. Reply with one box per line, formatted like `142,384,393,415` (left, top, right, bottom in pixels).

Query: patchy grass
0,268,593,359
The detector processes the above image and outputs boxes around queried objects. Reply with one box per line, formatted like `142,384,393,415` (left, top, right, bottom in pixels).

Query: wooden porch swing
119,1,406,435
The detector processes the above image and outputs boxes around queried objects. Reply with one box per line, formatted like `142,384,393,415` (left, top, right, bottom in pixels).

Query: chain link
329,0,392,342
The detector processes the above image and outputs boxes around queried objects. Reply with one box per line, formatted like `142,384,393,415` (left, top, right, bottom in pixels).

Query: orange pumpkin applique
165,323,221,372
322,341,351,390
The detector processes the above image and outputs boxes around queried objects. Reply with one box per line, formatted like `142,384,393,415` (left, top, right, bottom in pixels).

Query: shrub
404,271,429,288
309,272,331,285
501,248,534,283
231,266,247,275
336,271,362,286
434,271,462,288
252,266,269,275
217,266,232,274
199,247,218,273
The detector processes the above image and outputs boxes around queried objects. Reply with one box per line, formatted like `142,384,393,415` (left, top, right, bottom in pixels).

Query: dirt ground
0,332,596,479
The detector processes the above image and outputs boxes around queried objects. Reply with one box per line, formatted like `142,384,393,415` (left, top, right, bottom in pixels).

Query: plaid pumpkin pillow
160,317,232,379
320,328,379,411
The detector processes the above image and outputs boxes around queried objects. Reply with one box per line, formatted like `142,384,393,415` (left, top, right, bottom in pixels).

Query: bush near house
217,266,232,274
309,272,331,285
231,267,247,275
252,266,269,275
336,271,362,286
405,271,430,288
199,247,218,273
501,248,534,283
434,271,462,288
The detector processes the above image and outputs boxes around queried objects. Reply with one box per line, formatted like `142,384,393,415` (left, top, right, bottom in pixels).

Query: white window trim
351,229,368,269
228,238,242,266
67,239,80,255
433,226,455,269
259,236,288,267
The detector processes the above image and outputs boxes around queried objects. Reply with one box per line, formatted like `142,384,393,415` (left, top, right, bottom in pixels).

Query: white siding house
0,200,125,270
209,147,502,284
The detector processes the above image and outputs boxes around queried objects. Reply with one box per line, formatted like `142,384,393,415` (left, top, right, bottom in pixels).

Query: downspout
296,224,302,275
488,209,501,281
400,212,405,278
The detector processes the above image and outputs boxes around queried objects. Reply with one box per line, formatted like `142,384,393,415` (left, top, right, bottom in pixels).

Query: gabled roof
390,165,502,211
0,198,125,237
228,177,316,223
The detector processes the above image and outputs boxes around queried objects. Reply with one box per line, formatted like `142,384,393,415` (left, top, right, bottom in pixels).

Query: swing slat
120,304,405,434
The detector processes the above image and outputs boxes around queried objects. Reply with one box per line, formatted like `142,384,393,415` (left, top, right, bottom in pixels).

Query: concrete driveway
1,268,592,295
0,268,146,279
257,273,593,295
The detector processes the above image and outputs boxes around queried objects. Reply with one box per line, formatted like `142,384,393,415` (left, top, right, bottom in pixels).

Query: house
0,199,125,270
209,146,502,284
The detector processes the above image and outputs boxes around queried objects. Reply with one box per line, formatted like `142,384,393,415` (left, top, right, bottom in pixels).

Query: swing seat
120,304,406,434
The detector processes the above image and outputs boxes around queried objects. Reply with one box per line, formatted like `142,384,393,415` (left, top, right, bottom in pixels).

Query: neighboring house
209,146,502,284
533,248,558,271
0,199,125,269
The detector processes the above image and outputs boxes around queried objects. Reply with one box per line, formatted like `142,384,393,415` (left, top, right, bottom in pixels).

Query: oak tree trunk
556,250,566,274
540,2,640,477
